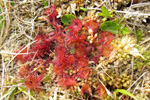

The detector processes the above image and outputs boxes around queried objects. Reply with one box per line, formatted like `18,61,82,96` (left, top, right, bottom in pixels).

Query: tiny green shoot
80,7,87,12
98,6,113,22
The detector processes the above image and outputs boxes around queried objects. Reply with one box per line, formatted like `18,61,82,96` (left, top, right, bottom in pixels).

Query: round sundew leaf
84,20,100,33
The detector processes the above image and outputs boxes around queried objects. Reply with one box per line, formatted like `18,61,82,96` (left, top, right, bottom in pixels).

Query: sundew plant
15,2,114,93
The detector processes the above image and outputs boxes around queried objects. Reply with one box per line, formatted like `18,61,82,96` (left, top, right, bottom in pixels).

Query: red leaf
95,83,106,98
53,65,65,75
84,20,100,33
77,67,90,79
54,46,66,64
78,57,89,68
67,55,76,65
15,47,28,63
19,65,27,78
81,83,92,95
25,72,43,91
57,75,77,89
76,47,85,57
69,19,82,33
100,32,114,44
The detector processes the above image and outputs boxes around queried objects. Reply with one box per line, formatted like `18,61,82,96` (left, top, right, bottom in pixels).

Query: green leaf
9,88,17,100
101,6,105,13
102,17,107,22
101,6,108,15
15,79,26,83
61,14,76,25
14,90,22,95
18,87,36,100
115,89,139,100
42,0,48,7
121,27,130,34
0,87,17,100
109,15,113,17
98,13,104,17
109,10,114,15
80,7,87,12
100,21,119,34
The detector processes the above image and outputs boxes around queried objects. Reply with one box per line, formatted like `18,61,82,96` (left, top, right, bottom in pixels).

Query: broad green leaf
80,7,87,12
100,21,119,34
61,14,76,25
115,89,139,100
121,27,130,34
18,87,36,100
114,18,119,23
0,87,17,100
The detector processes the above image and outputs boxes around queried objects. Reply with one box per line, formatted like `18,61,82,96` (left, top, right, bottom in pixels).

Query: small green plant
99,7,130,35
98,6,113,22
100,19,130,35
42,0,48,7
